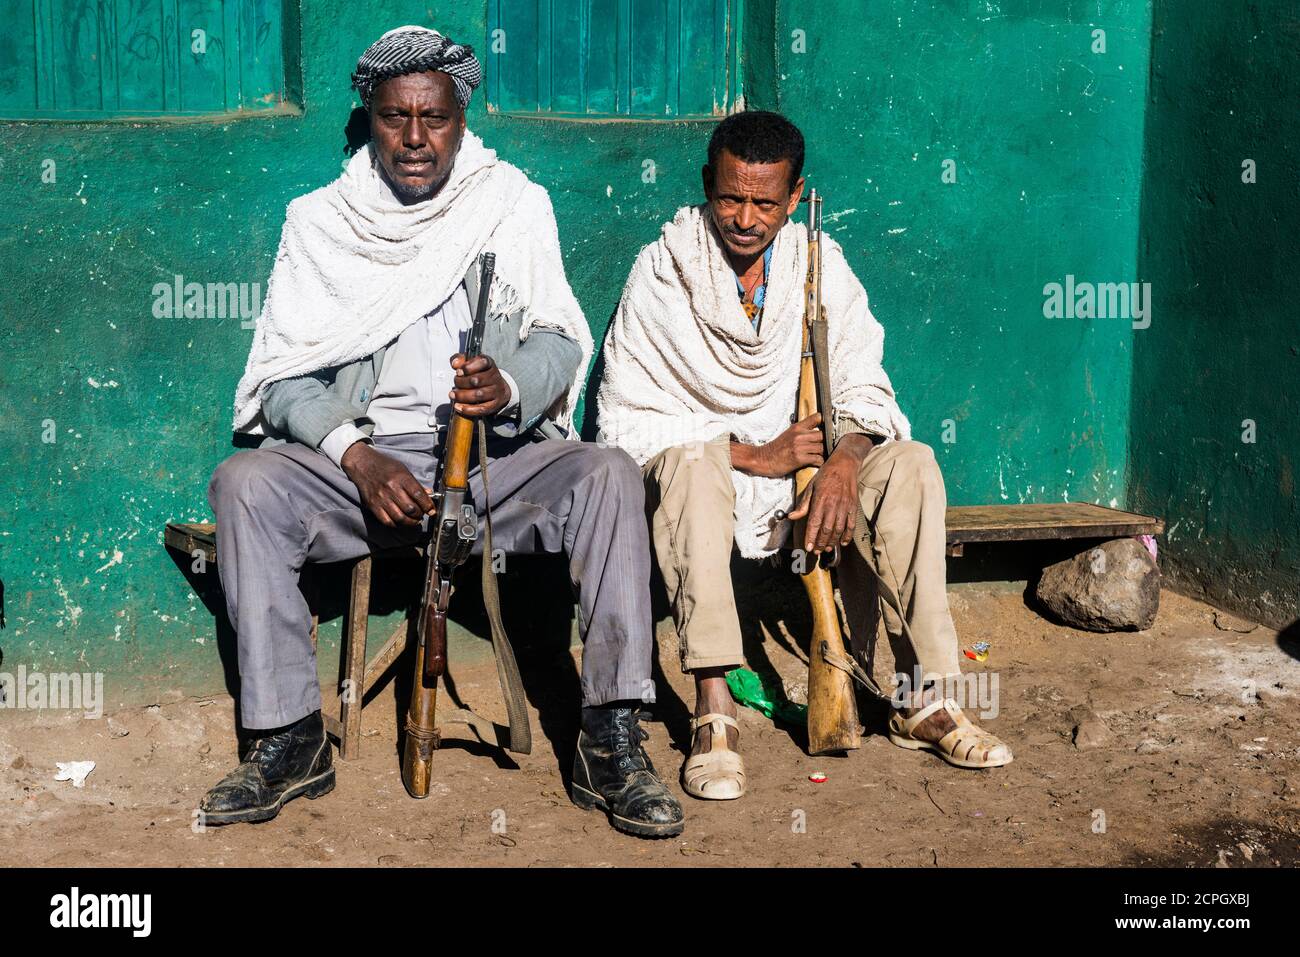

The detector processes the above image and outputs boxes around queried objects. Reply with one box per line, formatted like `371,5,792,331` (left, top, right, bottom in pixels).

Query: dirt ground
3,580,1298,868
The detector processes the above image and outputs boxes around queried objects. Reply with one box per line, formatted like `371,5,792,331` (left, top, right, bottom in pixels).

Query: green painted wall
1129,0,1300,629
1,0,1156,702
774,0,1149,511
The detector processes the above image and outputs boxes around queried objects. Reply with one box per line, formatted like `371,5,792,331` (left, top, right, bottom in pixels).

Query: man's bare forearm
829,432,876,468
729,439,763,475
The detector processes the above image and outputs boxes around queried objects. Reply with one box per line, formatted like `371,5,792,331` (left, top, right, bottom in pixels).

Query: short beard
382,167,438,204
392,178,436,203
372,153,446,205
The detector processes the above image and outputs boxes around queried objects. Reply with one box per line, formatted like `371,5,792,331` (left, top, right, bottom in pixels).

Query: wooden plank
4,0,285,119
163,521,425,565
32,0,54,111
162,0,181,113
945,503,1163,545
535,0,553,111
238,0,284,110
547,0,583,113
714,0,730,112
164,521,217,564
613,0,631,113
172,504,1158,564
362,616,412,695
628,0,667,115
676,0,722,115
495,0,541,113
178,0,227,112
321,712,343,744
665,0,681,115
114,0,167,113
338,556,371,760
586,0,618,113
50,0,103,111
167,521,215,538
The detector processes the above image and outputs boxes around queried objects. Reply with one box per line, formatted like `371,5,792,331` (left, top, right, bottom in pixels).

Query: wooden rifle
788,190,862,755
401,254,495,798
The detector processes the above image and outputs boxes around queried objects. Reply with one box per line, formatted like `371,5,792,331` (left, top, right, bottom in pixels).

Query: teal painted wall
1,0,1160,702
774,0,1149,511
1129,0,1300,629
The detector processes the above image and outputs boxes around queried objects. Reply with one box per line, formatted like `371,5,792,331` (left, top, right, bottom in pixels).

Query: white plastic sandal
888,698,1013,769
682,713,746,800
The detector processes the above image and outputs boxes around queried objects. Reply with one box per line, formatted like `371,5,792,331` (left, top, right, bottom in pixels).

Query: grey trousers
208,433,654,729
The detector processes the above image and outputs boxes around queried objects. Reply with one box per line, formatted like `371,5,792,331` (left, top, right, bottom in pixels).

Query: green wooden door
0,0,291,119
488,0,739,118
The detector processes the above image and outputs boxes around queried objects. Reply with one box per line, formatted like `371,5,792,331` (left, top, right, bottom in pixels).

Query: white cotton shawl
596,204,911,557
232,131,591,434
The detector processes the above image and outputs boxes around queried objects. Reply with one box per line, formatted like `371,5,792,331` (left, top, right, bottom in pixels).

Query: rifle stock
797,191,861,755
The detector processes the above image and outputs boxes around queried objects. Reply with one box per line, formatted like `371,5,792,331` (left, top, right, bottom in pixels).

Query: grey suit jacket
259,261,583,451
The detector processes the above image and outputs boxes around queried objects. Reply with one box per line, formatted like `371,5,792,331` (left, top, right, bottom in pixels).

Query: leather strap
474,419,532,755
691,712,739,732
895,696,948,737
811,314,835,460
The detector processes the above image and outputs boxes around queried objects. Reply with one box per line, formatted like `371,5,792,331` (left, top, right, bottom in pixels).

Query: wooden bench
943,502,1163,556
166,501,1162,758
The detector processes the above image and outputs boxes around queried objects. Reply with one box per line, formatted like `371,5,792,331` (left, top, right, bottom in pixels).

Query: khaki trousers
643,438,961,682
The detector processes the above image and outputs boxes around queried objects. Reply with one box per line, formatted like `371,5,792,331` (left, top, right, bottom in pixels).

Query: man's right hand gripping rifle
340,253,503,685
340,263,510,535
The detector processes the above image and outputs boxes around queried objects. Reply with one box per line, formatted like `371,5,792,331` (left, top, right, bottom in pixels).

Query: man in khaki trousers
598,111,1012,802
644,435,962,689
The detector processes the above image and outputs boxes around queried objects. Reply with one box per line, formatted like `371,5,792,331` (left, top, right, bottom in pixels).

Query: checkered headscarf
351,25,482,109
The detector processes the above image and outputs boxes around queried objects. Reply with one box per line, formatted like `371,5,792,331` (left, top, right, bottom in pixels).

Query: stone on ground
1035,538,1160,632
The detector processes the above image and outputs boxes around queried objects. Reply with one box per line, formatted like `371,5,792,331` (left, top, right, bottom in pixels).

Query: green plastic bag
726,667,808,726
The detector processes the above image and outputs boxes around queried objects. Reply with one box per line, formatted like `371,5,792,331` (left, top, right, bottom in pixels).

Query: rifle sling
807,313,926,706
811,316,835,460
472,418,532,755
820,509,932,706
806,306,920,702
433,423,533,754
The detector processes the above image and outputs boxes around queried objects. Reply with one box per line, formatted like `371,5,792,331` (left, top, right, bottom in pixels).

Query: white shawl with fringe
232,131,591,434
597,204,911,557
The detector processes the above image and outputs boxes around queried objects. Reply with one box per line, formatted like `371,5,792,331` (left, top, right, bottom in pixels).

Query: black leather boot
199,710,335,825
571,705,685,838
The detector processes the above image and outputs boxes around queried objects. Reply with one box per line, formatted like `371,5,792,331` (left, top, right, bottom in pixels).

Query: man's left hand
449,353,510,418
785,434,875,553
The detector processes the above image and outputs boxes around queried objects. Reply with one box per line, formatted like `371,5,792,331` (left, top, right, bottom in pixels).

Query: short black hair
706,110,805,192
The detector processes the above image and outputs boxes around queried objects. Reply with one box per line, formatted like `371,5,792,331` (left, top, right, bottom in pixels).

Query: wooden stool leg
339,556,372,760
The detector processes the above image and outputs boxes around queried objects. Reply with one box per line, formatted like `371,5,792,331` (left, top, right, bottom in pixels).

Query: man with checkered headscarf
333,25,483,203
349,25,483,202
200,25,685,839
351,25,481,111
